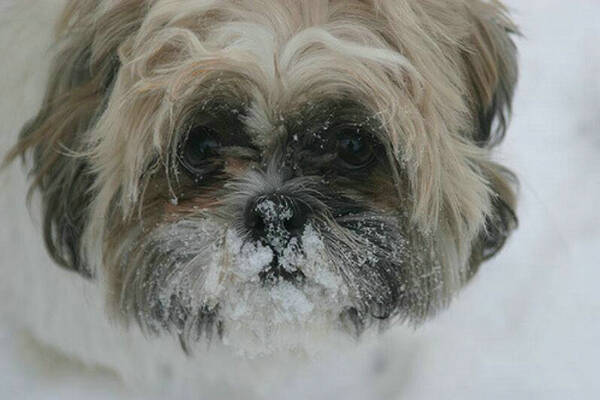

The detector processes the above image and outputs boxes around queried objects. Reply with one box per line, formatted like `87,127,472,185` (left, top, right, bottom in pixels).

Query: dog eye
336,130,375,169
179,126,222,180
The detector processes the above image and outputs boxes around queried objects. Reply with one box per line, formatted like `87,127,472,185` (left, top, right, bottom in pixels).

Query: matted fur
5,0,518,351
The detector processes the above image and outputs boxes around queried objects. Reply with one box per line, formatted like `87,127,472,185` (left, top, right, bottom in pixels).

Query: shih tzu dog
1,0,517,364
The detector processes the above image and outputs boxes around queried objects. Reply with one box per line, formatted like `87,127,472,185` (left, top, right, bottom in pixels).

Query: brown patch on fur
223,157,253,176
164,197,221,218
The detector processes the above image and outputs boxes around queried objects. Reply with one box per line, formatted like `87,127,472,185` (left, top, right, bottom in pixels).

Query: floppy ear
464,1,519,147
468,162,518,279
462,2,519,278
4,1,143,277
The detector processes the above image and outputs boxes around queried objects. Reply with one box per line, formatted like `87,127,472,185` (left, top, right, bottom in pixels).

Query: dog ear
3,1,143,277
463,2,519,147
467,163,518,279
462,3,519,279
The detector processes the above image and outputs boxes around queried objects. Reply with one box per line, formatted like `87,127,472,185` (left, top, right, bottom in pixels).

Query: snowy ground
1,0,599,399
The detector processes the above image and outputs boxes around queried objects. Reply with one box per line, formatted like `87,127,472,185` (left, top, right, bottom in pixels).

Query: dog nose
245,193,309,241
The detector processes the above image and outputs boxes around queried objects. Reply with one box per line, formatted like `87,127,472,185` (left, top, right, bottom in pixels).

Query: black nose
245,193,309,241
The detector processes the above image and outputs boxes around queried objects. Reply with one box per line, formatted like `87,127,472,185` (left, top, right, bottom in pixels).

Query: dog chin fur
1,0,518,394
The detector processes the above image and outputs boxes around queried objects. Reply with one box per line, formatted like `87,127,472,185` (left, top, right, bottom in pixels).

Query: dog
1,0,517,366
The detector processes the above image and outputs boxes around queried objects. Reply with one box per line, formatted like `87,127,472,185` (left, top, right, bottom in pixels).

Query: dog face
8,0,518,351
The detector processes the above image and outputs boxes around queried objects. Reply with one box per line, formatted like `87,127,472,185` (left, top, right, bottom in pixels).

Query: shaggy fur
4,0,518,353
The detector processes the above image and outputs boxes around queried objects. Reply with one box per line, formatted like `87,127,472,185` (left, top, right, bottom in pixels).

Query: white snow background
1,0,599,398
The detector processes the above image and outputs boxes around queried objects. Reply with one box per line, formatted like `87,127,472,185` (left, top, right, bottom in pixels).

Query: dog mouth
258,254,306,285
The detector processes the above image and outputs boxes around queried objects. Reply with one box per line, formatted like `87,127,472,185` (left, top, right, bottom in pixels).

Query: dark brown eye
336,130,375,169
179,126,222,180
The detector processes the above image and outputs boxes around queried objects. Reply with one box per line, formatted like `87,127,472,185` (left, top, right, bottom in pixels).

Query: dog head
8,0,518,352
